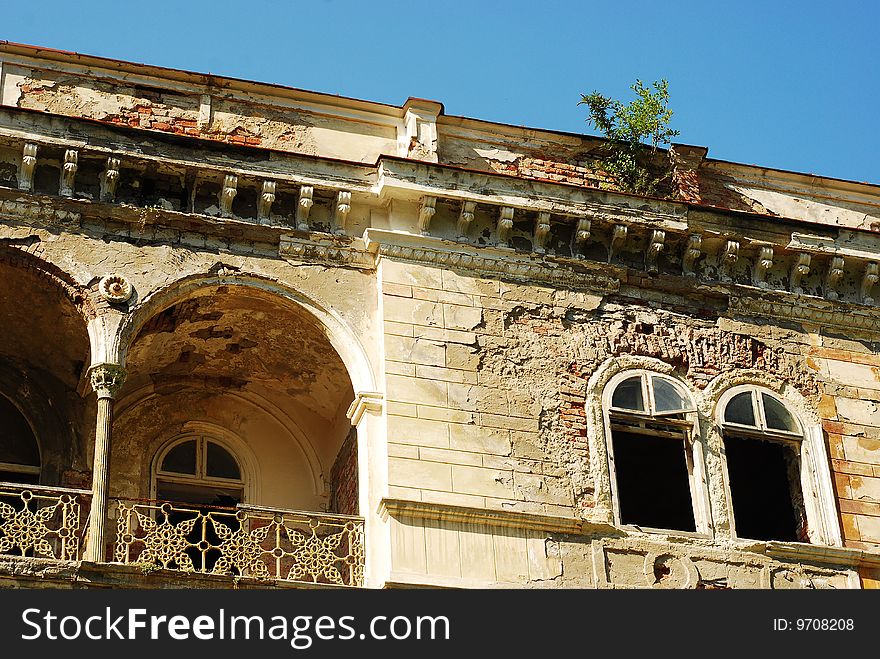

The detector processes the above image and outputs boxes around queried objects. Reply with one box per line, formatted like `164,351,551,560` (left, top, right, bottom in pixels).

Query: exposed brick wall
330,428,358,516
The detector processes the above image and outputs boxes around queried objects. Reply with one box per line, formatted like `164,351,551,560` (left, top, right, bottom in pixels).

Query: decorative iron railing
111,499,365,586
0,482,89,560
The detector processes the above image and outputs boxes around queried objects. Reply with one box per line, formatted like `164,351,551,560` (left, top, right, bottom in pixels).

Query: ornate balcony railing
111,499,365,587
0,482,90,560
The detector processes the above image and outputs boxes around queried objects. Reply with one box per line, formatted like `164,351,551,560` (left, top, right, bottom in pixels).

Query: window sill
618,524,713,541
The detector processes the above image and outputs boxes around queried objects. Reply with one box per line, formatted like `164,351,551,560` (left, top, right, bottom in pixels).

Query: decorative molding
645,229,665,274
456,200,476,241
219,174,238,218
418,195,436,236
683,234,702,277
18,143,38,192
728,296,880,332
608,224,627,263
379,498,617,536
59,149,78,198
753,245,773,288
296,185,314,231
88,363,127,400
98,274,133,304
825,256,844,301
278,234,374,270
364,229,620,294
765,541,880,569
496,206,514,246
0,198,80,226
346,391,384,426
721,240,739,282
333,190,352,234
257,180,276,223
862,262,879,306
574,217,591,259
789,253,811,295
100,157,121,203
533,212,551,254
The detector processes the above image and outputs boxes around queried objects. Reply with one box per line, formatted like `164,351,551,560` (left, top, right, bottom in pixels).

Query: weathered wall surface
379,254,878,586
1,63,397,163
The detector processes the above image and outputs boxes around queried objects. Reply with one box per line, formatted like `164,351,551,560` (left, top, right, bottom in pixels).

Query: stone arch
115,273,376,393
0,246,93,486
110,272,371,514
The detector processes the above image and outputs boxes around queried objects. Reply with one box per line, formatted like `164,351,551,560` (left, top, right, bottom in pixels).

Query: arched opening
113,282,357,513
110,282,363,582
718,386,807,543
0,253,91,487
602,369,707,534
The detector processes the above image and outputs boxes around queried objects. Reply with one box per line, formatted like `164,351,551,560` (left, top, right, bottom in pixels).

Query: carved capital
608,224,627,263
418,196,437,236
334,190,352,234
753,246,773,288
296,185,314,231
825,256,845,300
721,240,740,282
219,174,238,217
534,212,551,254
496,207,515,246
100,157,121,202
257,180,276,223
683,234,702,277
89,363,127,399
18,143,38,192
59,149,78,197
645,229,665,274
457,200,476,241
862,262,879,306
789,253,811,295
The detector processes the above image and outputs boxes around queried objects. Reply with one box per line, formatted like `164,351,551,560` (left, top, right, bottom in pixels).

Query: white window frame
716,384,841,546
152,433,250,504
602,369,712,536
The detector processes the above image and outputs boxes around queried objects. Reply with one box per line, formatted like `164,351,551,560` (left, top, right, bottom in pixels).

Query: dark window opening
724,435,804,542
0,395,41,484
612,430,695,532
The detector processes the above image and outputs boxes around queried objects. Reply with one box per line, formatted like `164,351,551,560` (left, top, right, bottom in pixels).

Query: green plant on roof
579,79,680,196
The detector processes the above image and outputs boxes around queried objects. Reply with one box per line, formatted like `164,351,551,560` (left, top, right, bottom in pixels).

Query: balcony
0,483,364,588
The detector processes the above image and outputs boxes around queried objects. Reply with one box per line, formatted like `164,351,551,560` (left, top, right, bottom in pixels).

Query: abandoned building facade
0,42,878,590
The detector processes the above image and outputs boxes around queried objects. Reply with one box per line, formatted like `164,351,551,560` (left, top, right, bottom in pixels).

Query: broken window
720,388,807,543
605,372,702,533
0,395,41,485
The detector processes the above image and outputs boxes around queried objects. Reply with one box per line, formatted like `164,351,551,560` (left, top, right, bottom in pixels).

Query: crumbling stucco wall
2,64,396,163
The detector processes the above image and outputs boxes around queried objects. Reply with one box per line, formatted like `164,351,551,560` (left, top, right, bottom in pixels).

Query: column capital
88,363,127,399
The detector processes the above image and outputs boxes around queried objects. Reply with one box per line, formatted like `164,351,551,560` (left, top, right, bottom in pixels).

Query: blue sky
3,1,878,184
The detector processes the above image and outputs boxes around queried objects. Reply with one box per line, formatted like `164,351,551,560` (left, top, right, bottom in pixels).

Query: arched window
718,387,807,543
604,371,708,533
0,395,40,485
153,435,244,507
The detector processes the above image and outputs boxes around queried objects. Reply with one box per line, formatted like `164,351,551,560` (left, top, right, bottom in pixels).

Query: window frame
602,369,712,536
152,433,248,504
715,384,841,546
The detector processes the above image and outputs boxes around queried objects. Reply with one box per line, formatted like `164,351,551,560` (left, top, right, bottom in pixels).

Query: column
84,363,126,563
